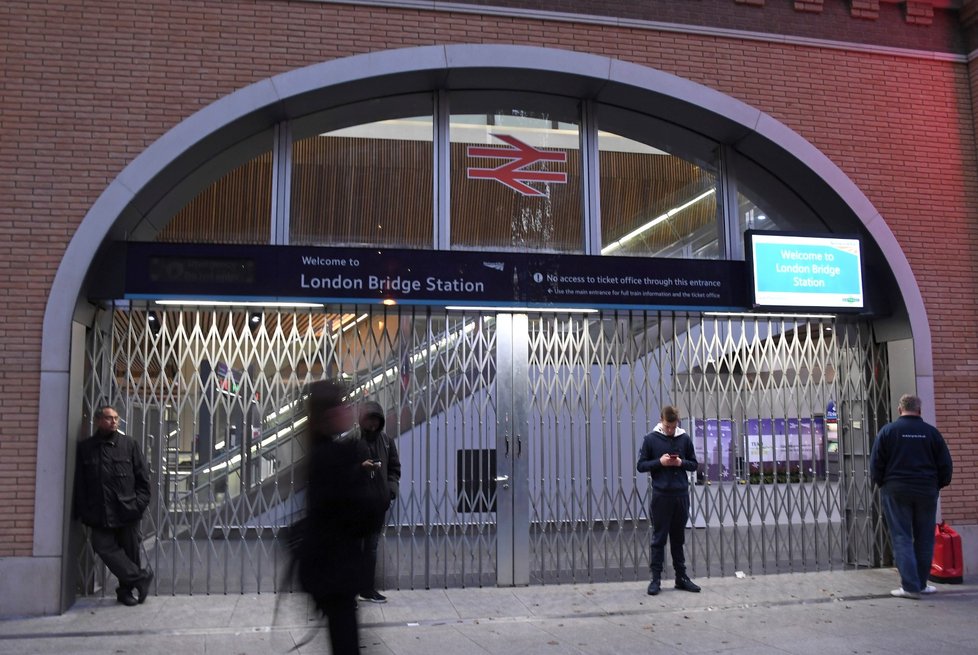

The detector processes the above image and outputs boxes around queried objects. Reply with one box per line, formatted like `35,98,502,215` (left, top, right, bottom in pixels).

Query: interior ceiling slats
160,153,273,244
291,137,433,248
154,136,714,254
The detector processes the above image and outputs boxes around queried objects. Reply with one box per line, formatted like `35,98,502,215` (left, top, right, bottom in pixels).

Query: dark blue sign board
121,242,749,311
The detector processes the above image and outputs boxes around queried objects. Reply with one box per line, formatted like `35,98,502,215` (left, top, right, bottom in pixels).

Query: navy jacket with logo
870,414,952,494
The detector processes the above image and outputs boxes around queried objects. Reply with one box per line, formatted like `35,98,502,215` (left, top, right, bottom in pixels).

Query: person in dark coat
74,405,153,606
354,401,401,603
298,379,370,655
870,393,953,599
636,405,701,596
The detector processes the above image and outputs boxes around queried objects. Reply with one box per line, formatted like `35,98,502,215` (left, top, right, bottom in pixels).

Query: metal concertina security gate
78,303,890,596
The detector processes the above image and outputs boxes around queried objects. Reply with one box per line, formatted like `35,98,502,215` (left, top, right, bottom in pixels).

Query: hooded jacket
636,422,698,496
355,401,401,521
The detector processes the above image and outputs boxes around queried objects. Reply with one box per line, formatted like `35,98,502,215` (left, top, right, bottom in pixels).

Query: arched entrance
39,46,929,604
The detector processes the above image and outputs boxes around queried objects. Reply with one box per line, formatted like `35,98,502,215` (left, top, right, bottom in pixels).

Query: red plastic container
930,521,963,584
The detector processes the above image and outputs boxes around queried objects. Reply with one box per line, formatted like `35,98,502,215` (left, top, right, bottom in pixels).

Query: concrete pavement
1,568,975,654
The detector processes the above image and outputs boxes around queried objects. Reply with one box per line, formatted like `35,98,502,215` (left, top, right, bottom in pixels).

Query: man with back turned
870,393,952,599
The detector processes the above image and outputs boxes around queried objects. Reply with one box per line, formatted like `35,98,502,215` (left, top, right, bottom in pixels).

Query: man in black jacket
299,380,368,655
870,394,953,599
636,405,701,596
354,401,401,604
74,405,153,606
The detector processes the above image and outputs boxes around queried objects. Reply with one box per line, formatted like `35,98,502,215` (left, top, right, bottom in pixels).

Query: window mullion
435,90,450,250
271,121,293,245
581,99,601,256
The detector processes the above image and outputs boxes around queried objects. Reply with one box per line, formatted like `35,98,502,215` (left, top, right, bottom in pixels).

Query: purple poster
744,416,826,479
691,418,733,481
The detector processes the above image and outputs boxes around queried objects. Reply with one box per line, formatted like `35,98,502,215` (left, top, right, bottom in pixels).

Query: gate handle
494,475,510,482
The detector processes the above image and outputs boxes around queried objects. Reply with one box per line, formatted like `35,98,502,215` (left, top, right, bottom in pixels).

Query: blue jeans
880,489,938,593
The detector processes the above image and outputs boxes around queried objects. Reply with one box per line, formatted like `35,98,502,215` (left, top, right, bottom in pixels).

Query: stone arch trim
37,44,932,560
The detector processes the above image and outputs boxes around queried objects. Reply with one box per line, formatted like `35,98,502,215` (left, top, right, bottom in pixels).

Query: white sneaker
890,588,920,599
921,585,937,595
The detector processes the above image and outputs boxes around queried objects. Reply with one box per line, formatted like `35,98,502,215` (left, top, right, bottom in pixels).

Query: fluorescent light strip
351,320,479,397
602,189,716,255
260,416,308,449
703,311,836,320
201,454,239,474
340,313,369,333
446,306,598,313
155,300,323,308
265,398,300,423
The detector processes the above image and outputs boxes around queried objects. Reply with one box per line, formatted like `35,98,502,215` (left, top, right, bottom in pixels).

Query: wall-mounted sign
745,231,864,311
466,134,567,196
120,242,748,311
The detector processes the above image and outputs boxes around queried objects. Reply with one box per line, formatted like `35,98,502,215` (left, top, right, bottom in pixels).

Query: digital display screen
746,231,864,310
148,256,256,285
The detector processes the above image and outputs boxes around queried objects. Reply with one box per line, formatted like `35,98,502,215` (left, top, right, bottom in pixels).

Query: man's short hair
95,405,116,419
899,394,922,414
661,405,680,423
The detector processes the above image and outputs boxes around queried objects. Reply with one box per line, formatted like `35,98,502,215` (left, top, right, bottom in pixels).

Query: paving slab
0,569,976,655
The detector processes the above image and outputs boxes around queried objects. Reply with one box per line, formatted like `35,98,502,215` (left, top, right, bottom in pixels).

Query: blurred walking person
298,380,371,654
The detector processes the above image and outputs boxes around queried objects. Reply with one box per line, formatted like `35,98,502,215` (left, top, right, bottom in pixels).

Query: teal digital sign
747,232,863,310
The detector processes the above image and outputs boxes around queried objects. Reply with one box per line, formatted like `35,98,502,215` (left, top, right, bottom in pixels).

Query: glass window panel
290,96,434,248
450,93,583,253
157,152,273,244
737,193,779,234
597,106,720,259
734,155,826,238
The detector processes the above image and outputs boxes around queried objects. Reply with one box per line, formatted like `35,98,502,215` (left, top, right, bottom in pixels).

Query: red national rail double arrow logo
466,134,568,196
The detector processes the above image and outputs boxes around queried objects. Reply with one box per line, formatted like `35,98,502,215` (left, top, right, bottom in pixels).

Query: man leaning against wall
73,405,154,606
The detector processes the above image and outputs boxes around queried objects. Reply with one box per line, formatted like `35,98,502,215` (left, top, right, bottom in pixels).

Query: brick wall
372,0,964,51
1,0,976,554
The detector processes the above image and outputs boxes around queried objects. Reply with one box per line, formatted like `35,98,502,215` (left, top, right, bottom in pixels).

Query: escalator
156,312,493,540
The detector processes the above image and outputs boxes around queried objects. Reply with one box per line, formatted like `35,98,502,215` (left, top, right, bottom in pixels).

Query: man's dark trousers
89,524,143,588
649,493,690,576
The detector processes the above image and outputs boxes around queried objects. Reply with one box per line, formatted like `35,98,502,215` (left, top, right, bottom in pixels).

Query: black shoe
135,569,154,604
646,578,661,596
116,588,138,607
675,575,701,593
358,590,387,604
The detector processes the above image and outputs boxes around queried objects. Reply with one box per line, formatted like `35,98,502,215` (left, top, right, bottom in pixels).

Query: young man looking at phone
637,405,701,595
